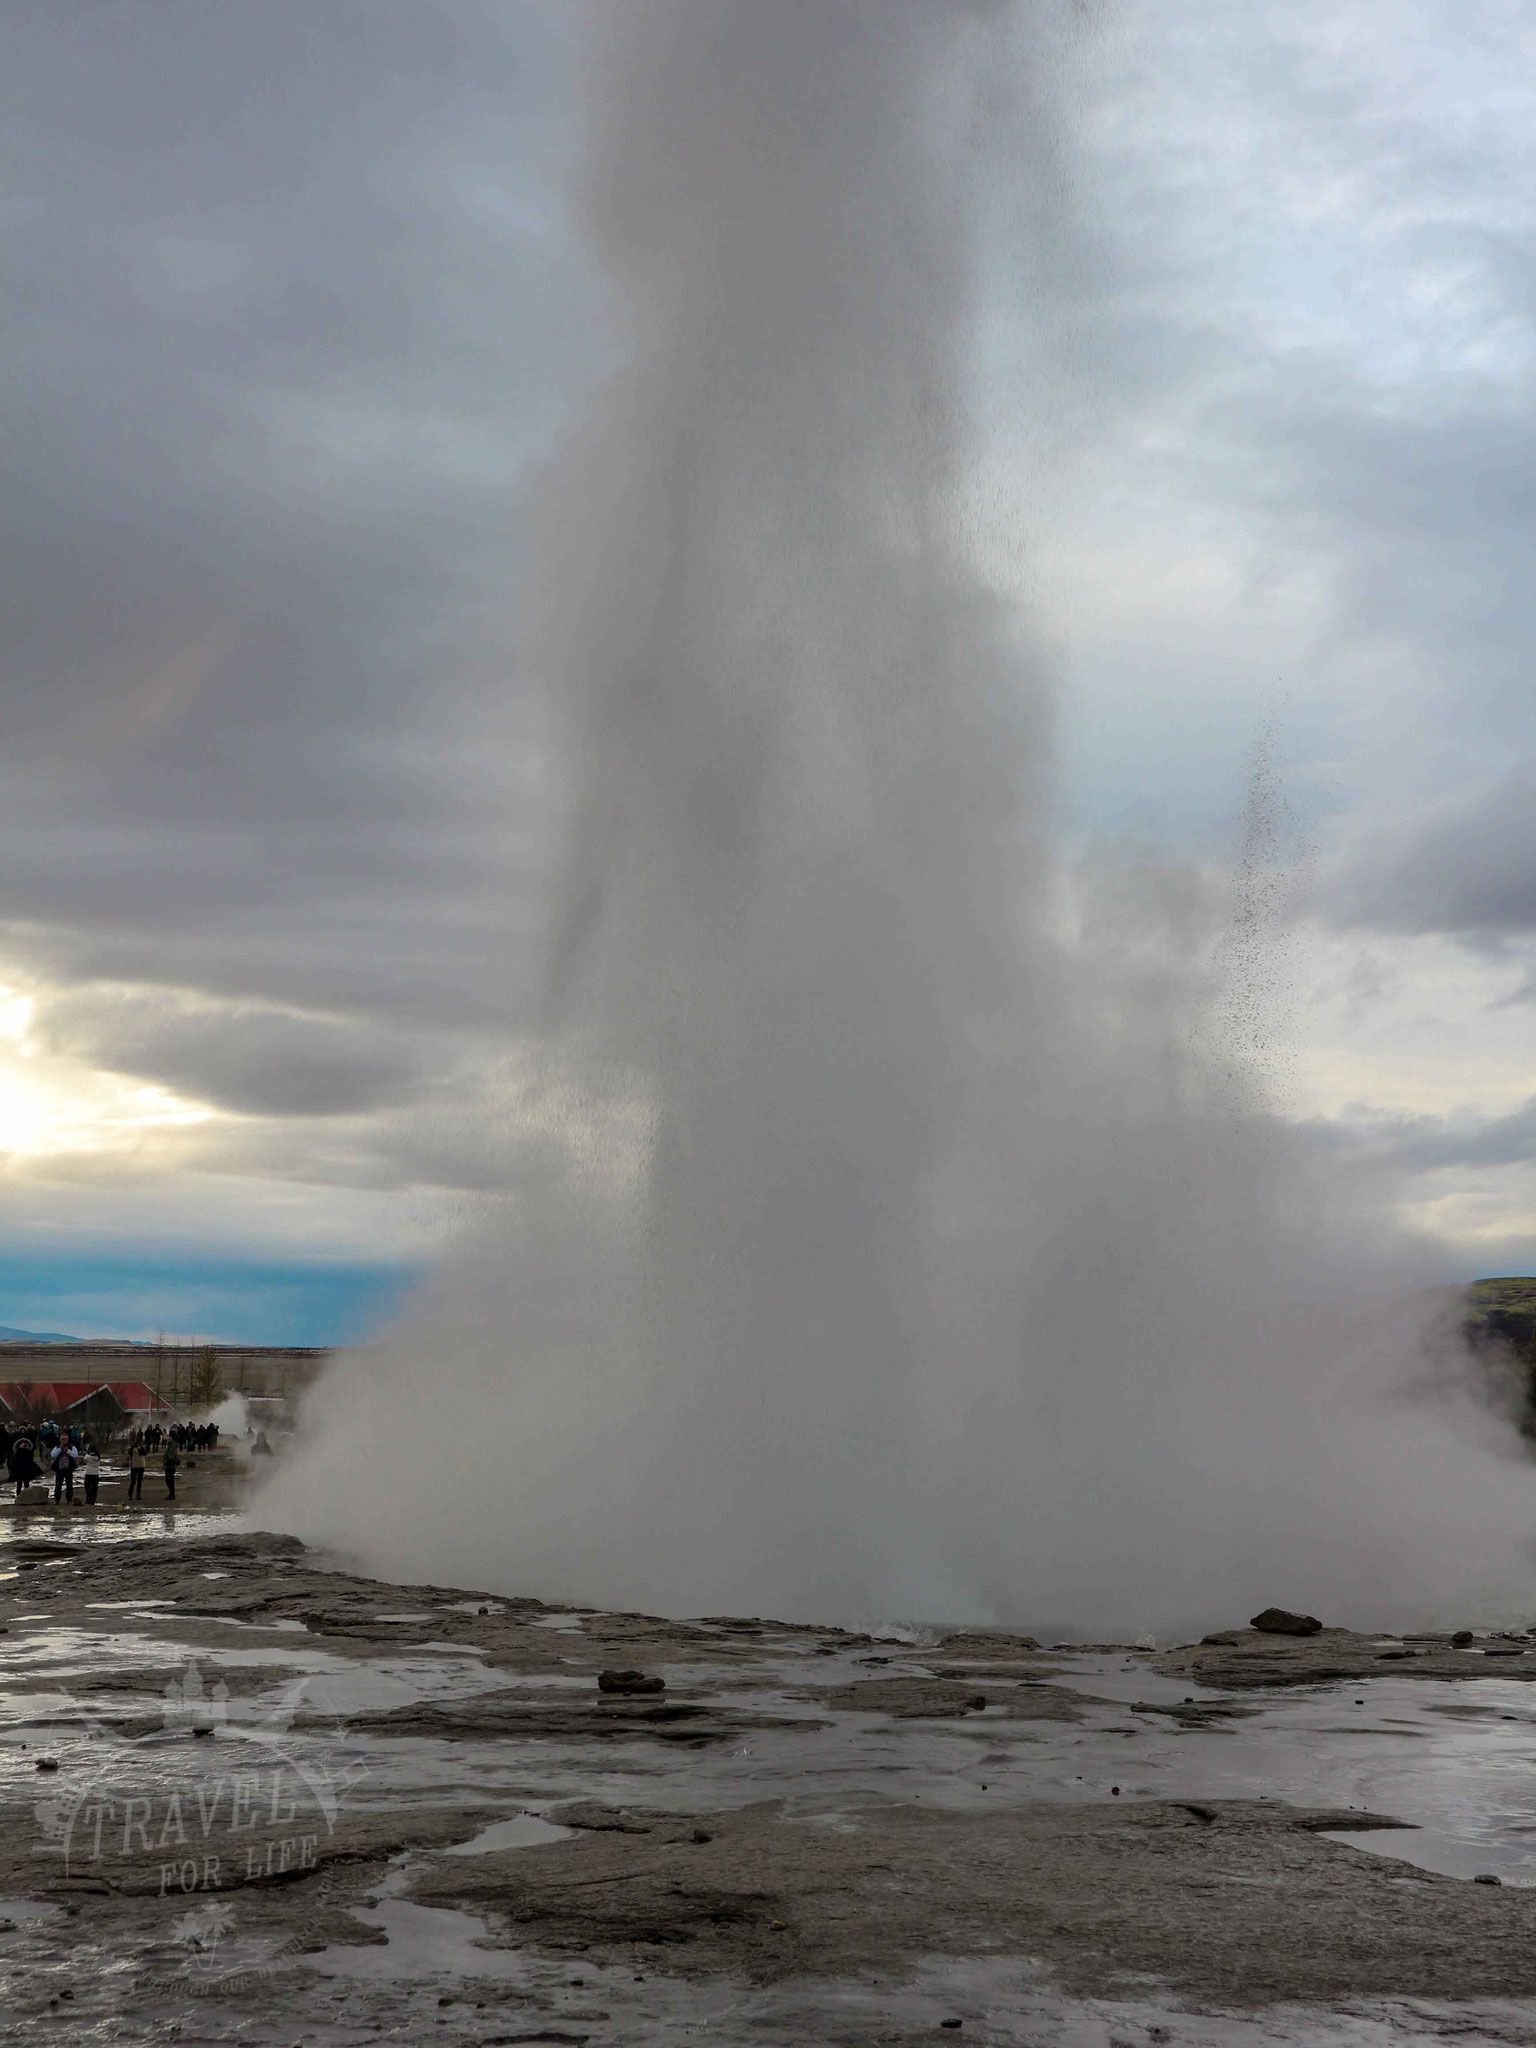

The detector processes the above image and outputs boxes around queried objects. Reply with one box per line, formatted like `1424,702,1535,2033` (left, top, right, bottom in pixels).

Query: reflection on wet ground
10,1566,1536,2043
298,1938,1536,2048
0,1508,248,1546
10,1606,1536,1879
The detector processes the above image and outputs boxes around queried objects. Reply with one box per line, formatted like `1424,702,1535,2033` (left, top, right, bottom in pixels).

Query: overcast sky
1,0,1533,1341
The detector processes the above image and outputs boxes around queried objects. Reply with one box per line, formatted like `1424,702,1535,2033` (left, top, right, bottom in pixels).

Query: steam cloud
269,0,1536,1636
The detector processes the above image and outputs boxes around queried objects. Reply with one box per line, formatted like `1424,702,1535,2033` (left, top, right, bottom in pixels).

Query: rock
1201,1631,1244,1646
555,1804,654,1834
819,1677,997,1719
1451,1630,1475,1646
36,1757,59,1771
1249,1608,1323,1636
1475,1873,1503,1885
597,1669,665,1695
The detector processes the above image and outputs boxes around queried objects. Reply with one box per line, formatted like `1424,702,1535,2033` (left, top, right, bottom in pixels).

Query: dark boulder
598,1669,665,1695
1249,1607,1323,1636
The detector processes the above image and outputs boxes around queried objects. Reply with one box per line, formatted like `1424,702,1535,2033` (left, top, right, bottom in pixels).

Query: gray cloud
37,987,428,1118
1,0,1533,1265
1328,767,1536,942
0,0,588,1049
1050,5,1536,966
1336,1096,1536,1177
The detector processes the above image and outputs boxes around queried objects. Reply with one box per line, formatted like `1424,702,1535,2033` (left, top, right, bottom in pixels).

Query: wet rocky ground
6,1524,1536,2042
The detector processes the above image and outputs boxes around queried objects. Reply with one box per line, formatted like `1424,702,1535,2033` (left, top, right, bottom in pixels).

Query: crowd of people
1,1416,220,1505
136,1420,220,1453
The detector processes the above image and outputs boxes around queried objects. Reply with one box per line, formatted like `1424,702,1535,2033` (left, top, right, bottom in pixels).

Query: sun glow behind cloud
0,983,213,1163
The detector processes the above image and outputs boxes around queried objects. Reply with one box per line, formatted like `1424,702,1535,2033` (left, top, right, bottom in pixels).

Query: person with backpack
163,1438,181,1501
52,1434,78,1503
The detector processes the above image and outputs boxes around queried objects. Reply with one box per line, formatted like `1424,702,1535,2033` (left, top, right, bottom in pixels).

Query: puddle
1325,1827,1536,1887
313,1894,537,1983
160,1611,314,1636
0,1897,64,1926
0,1628,514,1755
444,1812,573,1855
0,1510,248,1547
1049,1654,1228,1707
310,1863,536,1984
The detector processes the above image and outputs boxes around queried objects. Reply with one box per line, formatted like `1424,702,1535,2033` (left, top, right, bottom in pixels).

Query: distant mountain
0,1327,153,1348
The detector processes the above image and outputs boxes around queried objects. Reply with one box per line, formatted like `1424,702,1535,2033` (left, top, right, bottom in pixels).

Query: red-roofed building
0,1381,170,1423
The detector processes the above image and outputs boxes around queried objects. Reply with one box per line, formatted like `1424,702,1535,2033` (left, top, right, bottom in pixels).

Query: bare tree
189,1347,223,1409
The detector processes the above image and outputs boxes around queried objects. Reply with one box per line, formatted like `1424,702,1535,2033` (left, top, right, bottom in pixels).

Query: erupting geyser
272,1,1536,1634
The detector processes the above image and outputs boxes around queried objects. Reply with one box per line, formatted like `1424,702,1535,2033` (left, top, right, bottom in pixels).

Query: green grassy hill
1465,1277,1536,1341
1464,1279,1536,1437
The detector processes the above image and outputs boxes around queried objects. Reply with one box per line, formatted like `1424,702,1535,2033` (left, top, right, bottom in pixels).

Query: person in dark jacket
52,1435,78,1503
163,1441,181,1500
9,1433,40,1498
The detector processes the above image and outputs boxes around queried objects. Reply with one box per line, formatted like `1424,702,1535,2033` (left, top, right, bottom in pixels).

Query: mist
267,0,1536,1639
